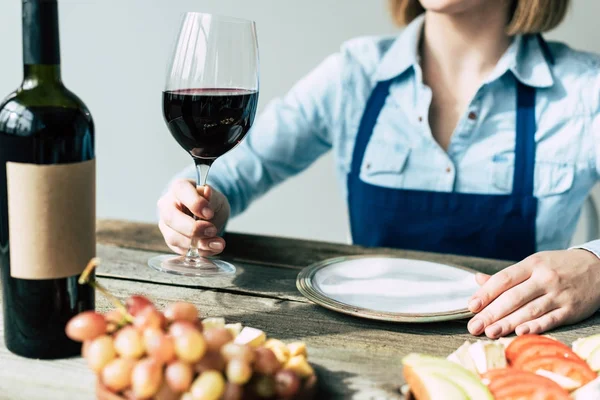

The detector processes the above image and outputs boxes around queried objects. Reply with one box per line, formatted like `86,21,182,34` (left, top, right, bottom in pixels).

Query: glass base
148,255,236,277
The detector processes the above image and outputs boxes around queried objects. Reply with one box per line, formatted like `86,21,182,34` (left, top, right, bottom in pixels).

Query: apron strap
512,81,537,197
512,34,551,196
349,80,393,177
349,74,540,199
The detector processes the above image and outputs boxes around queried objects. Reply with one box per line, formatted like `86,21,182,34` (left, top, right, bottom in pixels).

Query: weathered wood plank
3,276,600,400
96,244,310,304
96,220,512,275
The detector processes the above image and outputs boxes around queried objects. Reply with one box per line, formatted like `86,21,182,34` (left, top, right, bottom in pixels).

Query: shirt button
468,111,477,120
365,163,371,170
446,167,452,173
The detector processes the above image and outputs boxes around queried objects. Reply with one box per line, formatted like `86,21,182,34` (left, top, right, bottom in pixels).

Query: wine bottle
0,0,96,359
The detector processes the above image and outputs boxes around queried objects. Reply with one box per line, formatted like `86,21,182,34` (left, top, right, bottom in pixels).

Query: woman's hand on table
157,178,230,256
466,249,600,338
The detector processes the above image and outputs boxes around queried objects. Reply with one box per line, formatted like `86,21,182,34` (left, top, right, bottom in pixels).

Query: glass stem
185,160,211,263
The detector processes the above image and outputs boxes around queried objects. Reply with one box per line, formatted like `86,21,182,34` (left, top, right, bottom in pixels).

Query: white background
0,0,599,245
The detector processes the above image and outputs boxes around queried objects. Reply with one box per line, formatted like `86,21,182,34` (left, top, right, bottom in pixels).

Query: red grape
126,295,153,316
114,326,144,359
65,311,107,342
104,309,126,324
195,351,226,373
144,327,175,364
226,359,252,385
174,329,207,363
204,327,233,352
86,335,116,373
132,358,163,398
82,340,91,358
168,321,198,337
134,306,164,330
154,381,180,400
101,357,135,392
191,370,225,400
164,302,199,322
254,347,280,375
275,370,301,397
222,383,243,400
165,360,194,392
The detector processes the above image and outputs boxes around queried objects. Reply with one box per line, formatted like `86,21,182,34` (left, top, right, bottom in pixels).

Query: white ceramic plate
296,255,480,322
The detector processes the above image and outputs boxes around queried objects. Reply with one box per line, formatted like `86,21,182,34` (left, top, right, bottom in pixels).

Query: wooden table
2,219,600,400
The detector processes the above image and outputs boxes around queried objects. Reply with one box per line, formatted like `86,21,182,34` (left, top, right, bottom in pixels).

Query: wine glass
149,13,259,276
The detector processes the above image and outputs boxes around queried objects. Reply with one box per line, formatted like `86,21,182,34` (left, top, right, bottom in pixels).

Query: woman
157,0,600,339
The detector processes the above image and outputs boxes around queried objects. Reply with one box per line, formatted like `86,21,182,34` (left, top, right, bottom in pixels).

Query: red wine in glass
149,13,259,277
163,88,259,160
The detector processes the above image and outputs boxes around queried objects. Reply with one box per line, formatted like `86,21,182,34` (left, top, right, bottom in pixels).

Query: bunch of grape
65,295,317,400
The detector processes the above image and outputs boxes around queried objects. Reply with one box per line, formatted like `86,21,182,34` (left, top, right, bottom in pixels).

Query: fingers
468,262,532,313
160,221,224,256
160,198,196,237
475,273,491,286
166,243,188,256
467,279,544,336
159,220,191,249
479,294,555,338
202,185,213,202
160,198,218,238
196,237,226,253
171,179,214,219
514,307,570,336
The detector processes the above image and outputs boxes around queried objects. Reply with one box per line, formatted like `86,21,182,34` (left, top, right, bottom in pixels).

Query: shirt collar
497,34,554,88
374,14,424,82
375,14,554,89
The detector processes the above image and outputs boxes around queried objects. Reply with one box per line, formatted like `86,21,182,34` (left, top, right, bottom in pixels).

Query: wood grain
1,220,599,400
97,219,513,274
95,244,310,303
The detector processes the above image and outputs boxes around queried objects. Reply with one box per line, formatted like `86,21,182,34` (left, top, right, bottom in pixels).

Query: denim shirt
174,15,600,258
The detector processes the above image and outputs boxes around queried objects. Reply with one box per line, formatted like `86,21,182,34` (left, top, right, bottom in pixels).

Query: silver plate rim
296,254,477,323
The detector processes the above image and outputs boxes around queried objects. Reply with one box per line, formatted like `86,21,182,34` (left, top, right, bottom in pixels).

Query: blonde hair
388,0,570,35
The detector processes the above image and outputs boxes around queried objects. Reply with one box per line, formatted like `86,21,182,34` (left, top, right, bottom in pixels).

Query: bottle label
7,159,96,280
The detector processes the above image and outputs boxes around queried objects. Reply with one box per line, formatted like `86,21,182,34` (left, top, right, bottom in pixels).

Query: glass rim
182,11,256,25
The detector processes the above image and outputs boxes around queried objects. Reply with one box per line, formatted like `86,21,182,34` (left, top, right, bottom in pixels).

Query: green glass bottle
0,0,96,359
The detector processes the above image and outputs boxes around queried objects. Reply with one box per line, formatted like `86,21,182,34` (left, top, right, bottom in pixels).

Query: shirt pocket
359,140,411,188
492,154,575,197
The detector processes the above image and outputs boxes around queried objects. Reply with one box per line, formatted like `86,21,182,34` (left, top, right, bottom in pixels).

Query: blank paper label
7,159,96,280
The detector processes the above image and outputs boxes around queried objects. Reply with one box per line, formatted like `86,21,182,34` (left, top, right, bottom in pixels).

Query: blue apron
348,37,552,262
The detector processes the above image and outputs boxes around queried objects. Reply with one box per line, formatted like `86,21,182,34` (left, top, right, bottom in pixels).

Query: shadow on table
312,363,358,400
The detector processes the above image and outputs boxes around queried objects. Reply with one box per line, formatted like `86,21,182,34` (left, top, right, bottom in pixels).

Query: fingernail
486,324,501,338
202,207,214,219
209,241,223,250
468,298,482,312
516,325,530,335
204,227,217,237
469,319,484,335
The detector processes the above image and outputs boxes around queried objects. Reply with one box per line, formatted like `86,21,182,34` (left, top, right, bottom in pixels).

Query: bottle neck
22,0,62,84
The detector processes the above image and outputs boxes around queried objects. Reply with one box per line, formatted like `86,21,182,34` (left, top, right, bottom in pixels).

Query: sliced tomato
505,335,563,363
484,369,570,400
518,355,597,386
486,370,560,392
512,342,587,367
481,368,516,381
494,383,571,400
